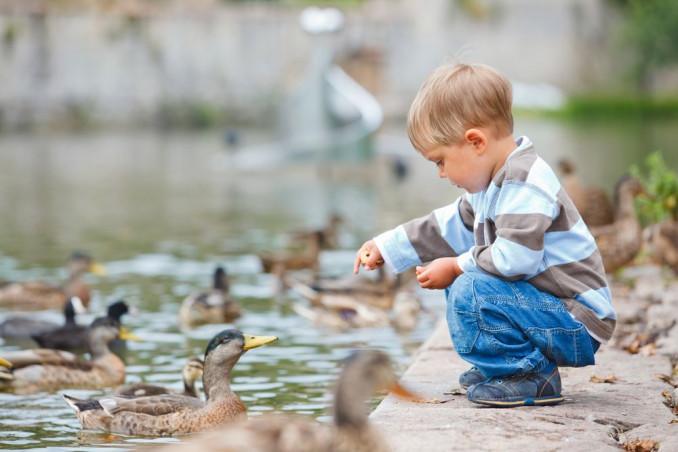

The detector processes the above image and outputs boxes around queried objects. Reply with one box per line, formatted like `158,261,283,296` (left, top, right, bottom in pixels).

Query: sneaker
459,367,486,389
466,362,564,407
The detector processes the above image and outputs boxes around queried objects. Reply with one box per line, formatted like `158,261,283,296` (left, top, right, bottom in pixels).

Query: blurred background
0,0,677,449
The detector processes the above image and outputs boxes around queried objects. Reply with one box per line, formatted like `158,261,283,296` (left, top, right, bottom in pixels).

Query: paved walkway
371,266,678,452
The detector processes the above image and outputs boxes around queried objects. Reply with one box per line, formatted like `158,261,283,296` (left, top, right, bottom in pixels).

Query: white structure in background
280,7,383,160
512,82,566,110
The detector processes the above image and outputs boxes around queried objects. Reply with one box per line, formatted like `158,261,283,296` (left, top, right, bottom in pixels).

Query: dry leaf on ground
590,375,619,384
655,373,678,388
622,438,659,452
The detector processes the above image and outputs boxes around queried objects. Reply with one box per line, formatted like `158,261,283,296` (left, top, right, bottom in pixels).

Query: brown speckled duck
114,357,204,398
154,350,419,452
258,231,322,274
0,251,105,310
0,317,128,394
179,267,241,329
558,159,615,227
591,176,645,273
645,219,678,274
63,329,277,436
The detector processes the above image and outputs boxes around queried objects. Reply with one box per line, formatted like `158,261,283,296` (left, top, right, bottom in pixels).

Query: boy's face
421,136,494,193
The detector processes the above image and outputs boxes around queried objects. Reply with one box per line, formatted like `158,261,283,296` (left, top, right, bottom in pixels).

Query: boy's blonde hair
407,63,513,152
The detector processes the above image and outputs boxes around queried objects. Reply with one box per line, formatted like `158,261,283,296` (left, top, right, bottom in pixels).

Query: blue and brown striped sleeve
373,195,475,273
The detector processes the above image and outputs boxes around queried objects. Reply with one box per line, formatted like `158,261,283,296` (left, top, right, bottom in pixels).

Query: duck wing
114,383,172,398
99,393,205,416
2,349,80,369
0,317,59,339
31,325,88,352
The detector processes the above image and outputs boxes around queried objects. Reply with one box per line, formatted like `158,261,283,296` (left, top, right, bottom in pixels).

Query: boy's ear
464,129,487,154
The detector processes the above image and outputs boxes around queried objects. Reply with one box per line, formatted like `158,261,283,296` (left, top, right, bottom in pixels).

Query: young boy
354,63,615,407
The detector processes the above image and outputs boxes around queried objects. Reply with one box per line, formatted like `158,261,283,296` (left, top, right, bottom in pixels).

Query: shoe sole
469,396,564,407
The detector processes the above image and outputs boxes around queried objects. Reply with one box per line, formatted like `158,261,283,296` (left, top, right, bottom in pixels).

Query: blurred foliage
614,0,678,92
631,152,678,224
221,0,366,5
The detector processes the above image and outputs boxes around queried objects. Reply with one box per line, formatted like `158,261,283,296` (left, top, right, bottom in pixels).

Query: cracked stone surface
371,268,678,451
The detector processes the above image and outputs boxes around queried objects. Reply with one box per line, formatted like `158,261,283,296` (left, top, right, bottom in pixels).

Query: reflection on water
0,116,676,449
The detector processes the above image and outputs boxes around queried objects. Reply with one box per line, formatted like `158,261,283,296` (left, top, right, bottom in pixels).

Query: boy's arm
456,183,557,279
373,195,475,273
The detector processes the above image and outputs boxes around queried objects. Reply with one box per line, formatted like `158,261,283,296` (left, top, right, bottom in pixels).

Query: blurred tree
615,0,678,93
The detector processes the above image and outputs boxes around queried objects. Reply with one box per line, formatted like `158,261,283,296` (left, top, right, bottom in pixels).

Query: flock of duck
0,218,424,451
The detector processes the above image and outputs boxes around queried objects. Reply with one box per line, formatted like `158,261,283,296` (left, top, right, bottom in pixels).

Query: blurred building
0,0,662,129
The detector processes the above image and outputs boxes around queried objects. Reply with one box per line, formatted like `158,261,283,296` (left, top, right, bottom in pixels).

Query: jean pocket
447,308,480,355
527,326,595,367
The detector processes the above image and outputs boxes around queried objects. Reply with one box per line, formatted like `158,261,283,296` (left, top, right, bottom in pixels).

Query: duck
0,317,130,394
63,329,277,436
179,267,241,329
114,357,204,398
591,176,645,273
0,296,87,340
0,251,105,310
258,231,321,275
294,268,406,310
558,159,615,227
31,299,132,352
644,219,678,274
292,213,344,250
153,350,419,452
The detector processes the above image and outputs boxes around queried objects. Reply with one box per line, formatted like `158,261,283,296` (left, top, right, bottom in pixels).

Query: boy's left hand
416,257,463,289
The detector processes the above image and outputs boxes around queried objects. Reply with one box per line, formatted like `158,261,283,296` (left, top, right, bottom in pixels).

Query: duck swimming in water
0,251,105,310
178,267,241,329
63,329,277,436
31,299,132,352
114,357,204,399
0,317,131,394
0,296,87,340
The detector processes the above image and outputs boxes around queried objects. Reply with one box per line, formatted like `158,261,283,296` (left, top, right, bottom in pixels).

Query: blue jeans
446,271,599,379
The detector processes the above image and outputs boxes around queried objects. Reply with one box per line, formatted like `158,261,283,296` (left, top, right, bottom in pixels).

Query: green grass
516,96,678,120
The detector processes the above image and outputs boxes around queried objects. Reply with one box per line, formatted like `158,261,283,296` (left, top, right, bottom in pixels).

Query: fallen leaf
590,375,619,384
622,438,659,452
413,398,453,404
444,388,465,396
670,419,678,424
639,343,657,356
655,374,678,388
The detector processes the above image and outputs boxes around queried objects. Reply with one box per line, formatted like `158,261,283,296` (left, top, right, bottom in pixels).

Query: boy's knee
448,272,477,311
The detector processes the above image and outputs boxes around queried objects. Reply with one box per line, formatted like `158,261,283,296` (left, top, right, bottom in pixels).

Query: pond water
0,116,676,450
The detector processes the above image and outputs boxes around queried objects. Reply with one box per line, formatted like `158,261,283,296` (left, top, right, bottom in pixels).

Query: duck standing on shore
591,176,645,273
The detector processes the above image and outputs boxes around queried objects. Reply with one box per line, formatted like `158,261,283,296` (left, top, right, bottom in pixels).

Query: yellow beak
242,334,278,351
89,262,107,276
0,357,12,368
119,327,140,341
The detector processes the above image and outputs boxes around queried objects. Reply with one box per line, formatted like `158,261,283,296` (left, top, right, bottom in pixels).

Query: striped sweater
374,136,616,343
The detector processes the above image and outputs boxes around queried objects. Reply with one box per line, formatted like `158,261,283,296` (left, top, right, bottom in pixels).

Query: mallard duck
179,267,241,329
32,299,132,352
258,231,321,274
591,176,645,273
0,296,87,340
0,251,105,310
293,268,405,310
115,358,204,398
63,329,277,436
0,317,130,394
558,159,614,227
645,219,678,274
154,350,419,452
293,213,344,250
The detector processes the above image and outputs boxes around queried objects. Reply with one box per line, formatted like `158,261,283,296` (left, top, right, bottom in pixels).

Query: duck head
68,251,106,277
182,357,205,396
202,329,277,400
333,350,420,429
107,300,132,324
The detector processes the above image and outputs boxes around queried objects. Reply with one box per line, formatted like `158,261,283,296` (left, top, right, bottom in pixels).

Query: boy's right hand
353,240,385,274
